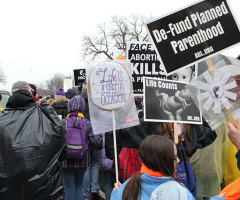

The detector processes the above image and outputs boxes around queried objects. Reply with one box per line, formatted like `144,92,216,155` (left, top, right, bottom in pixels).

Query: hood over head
68,95,85,113
6,90,35,108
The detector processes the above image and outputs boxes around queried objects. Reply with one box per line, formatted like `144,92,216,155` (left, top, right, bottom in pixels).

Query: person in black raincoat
0,81,65,200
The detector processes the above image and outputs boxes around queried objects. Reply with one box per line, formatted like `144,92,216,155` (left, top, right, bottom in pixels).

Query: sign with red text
145,0,240,75
88,61,132,110
126,41,166,95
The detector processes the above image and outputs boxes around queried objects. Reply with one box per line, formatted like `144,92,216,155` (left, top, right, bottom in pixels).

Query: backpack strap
79,118,88,127
65,117,74,126
66,117,88,128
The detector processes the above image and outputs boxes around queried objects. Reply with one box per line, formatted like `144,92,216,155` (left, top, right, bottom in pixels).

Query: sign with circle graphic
88,61,132,110
210,83,224,99
197,69,237,114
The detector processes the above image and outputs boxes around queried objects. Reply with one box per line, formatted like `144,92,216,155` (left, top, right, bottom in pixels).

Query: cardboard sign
126,41,167,95
63,79,73,92
86,60,139,135
190,55,240,130
73,69,86,86
144,77,202,124
88,61,132,111
145,0,240,75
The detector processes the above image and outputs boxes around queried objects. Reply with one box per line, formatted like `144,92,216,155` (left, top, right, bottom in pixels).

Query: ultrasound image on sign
144,77,202,124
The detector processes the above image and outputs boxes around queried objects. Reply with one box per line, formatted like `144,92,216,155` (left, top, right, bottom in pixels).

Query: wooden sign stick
206,58,236,127
174,122,178,145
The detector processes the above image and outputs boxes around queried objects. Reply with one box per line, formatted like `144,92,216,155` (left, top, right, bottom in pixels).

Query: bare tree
40,73,65,95
82,15,151,61
39,73,73,95
35,83,49,96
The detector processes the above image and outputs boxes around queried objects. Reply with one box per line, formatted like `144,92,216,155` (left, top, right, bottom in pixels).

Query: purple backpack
65,117,88,160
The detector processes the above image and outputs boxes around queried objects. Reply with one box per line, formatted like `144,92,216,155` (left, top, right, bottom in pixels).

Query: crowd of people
0,75,240,200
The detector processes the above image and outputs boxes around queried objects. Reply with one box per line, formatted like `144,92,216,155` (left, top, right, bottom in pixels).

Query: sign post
88,61,133,182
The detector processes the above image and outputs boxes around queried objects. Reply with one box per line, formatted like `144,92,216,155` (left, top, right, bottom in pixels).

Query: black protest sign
144,77,202,124
126,41,166,95
145,0,240,75
73,69,86,86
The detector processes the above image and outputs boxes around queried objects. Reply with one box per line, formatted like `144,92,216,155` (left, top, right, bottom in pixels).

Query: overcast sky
0,0,239,91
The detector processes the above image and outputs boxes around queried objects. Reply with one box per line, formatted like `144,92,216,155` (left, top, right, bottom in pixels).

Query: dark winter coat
51,97,69,119
236,150,240,170
0,90,65,200
6,90,35,108
105,109,157,159
105,115,216,159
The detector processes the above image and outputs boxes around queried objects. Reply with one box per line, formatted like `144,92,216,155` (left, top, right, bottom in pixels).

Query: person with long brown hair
110,135,195,200
156,120,217,157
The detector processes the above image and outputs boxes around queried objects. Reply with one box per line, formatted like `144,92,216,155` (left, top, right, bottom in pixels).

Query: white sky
0,0,240,91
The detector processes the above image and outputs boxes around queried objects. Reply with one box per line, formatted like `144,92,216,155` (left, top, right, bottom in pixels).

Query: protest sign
87,60,139,183
88,61,131,110
63,79,73,92
86,60,139,134
73,69,86,86
189,55,240,130
144,77,202,124
126,41,166,95
145,0,240,75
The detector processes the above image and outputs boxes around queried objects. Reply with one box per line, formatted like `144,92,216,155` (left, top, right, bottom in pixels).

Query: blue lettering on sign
95,67,127,106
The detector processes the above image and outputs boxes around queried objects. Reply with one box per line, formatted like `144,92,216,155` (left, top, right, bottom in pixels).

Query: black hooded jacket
6,90,35,108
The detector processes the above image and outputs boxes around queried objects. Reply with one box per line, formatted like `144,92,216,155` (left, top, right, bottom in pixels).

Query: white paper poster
88,61,131,110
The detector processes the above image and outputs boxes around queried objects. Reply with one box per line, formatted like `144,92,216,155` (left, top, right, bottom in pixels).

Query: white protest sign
63,79,73,92
87,60,139,183
189,61,240,130
88,61,132,111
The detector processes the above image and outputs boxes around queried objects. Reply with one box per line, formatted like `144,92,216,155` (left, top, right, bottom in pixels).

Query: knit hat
68,95,85,113
56,88,65,96
66,89,76,99
12,81,31,94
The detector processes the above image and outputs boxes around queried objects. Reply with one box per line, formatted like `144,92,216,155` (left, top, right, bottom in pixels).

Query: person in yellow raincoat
190,122,229,200
0,94,4,112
